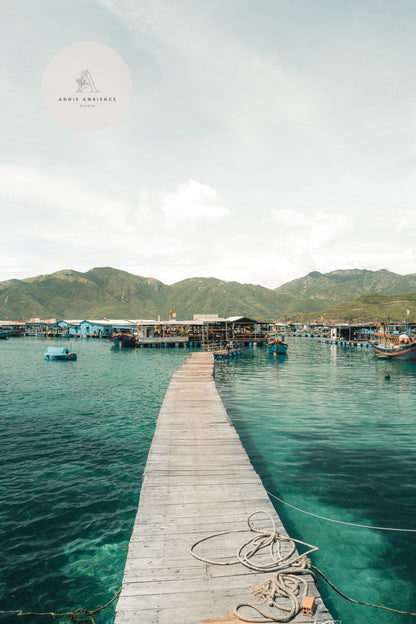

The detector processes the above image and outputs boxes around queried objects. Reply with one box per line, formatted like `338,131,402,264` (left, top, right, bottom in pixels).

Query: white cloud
1,159,415,287
1,1,416,287
0,163,152,257
0,165,232,282
162,178,228,223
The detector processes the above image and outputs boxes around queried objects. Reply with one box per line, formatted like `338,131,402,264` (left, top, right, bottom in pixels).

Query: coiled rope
190,510,319,622
0,588,121,623
3,495,416,623
190,510,416,622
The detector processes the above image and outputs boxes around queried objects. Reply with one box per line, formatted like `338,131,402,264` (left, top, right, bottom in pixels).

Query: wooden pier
115,352,333,624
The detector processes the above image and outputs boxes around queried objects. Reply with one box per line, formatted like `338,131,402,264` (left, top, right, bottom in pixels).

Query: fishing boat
44,346,77,361
266,335,288,355
110,331,138,348
370,327,416,361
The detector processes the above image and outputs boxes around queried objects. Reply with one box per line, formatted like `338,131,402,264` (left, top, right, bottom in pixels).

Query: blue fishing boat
44,346,77,361
266,335,288,355
370,329,416,361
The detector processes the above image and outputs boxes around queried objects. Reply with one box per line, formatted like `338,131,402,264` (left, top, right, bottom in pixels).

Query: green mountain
162,277,297,319
275,269,416,313
0,268,165,320
0,268,294,320
310,293,416,324
1,266,416,322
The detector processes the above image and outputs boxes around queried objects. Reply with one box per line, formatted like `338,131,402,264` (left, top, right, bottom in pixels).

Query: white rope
266,490,416,533
190,509,416,621
190,510,318,623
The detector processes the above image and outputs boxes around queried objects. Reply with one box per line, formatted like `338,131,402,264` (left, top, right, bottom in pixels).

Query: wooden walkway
115,352,333,624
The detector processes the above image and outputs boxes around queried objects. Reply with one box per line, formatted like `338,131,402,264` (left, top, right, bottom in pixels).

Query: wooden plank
115,352,333,624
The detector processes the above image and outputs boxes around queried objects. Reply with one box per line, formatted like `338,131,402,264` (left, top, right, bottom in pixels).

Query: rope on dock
190,510,319,622
0,588,121,623
191,510,416,621
267,489,416,532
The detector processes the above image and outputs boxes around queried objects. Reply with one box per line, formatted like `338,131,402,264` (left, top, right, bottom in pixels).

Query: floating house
59,320,82,337
20,314,270,347
78,319,136,338
136,319,195,346
225,316,269,345
194,314,269,347
25,319,68,337
109,314,269,348
59,319,139,339
15,316,416,346
0,321,25,336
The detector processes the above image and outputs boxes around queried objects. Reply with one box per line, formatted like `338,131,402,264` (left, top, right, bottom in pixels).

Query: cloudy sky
2,0,416,288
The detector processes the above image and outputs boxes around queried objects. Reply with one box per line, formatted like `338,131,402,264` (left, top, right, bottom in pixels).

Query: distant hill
163,277,297,319
275,269,416,312
317,292,416,324
0,268,165,320
0,267,290,320
280,293,416,324
1,266,416,322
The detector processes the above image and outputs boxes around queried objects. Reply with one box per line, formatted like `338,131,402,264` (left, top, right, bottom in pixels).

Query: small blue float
44,346,77,361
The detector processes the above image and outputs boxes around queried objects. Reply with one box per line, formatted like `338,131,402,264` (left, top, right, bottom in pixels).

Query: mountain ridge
1,266,416,322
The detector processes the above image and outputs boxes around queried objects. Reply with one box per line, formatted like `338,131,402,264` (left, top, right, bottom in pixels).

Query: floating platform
212,347,243,359
320,339,370,348
115,352,333,624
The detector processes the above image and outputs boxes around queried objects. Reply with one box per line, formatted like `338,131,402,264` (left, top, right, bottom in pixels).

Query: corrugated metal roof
82,319,136,326
226,316,259,323
135,319,204,326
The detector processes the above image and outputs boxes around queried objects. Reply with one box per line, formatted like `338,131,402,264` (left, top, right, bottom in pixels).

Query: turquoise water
0,338,190,623
214,340,416,624
1,338,416,624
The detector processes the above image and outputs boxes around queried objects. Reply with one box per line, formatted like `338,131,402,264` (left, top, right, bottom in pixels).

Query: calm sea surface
215,339,416,624
1,337,416,624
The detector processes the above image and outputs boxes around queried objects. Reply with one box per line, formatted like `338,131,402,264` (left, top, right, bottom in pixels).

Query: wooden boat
266,335,288,355
44,346,77,360
370,328,416,361
111,332,138,348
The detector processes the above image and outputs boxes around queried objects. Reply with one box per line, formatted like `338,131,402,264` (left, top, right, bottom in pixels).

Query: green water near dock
0,339,190,623
215,339,416,624
1,337,416,623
